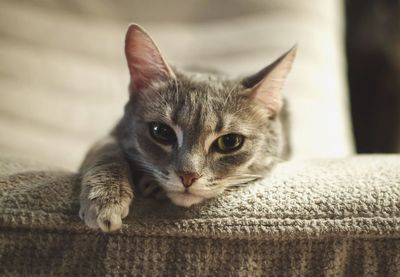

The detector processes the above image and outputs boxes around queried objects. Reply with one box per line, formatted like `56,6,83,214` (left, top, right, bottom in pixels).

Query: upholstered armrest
1,155,399,275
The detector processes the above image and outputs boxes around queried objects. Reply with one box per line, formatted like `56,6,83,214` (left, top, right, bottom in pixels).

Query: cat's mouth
167,191,205,207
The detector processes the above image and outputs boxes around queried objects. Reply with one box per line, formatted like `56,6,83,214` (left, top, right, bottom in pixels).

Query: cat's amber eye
214,133,244,153
149,122,176,145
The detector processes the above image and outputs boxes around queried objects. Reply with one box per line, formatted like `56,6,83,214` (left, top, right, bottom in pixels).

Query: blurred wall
0,0,353,169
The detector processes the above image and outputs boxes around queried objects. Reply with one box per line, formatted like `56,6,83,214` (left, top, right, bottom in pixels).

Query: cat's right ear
242,46,296,116
125,24,176,93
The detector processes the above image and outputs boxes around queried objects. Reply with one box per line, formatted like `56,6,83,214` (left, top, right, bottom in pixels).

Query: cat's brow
214,114,224,133
170,99,184,124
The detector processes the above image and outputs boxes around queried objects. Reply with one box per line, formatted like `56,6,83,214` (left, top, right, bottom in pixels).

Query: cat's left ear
242,46,296,116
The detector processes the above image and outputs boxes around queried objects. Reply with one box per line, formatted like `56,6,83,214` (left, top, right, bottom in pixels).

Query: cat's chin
167,192,205,208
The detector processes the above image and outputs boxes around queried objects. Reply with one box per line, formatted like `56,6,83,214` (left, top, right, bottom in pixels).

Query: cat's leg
79,137,133,232
137,175,167,200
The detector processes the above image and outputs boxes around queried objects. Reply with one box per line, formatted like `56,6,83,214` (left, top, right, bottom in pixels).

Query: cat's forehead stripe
214,114,224,133
171,124,183,148
170,101,182,124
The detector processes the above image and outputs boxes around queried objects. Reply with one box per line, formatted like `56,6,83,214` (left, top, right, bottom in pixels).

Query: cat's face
118,24,295,207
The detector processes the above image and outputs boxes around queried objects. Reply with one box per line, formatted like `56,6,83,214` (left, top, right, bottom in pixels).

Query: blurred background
346,0,400,154
0,0,398,170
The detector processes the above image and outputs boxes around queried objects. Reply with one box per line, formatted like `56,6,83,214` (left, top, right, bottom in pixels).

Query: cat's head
118,24,296,207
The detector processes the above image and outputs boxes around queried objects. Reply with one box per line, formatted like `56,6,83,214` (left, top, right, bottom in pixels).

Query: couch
1,0,399,276
1,154,399,275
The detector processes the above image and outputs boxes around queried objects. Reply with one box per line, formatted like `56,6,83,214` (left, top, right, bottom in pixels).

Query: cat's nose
176,171,200,188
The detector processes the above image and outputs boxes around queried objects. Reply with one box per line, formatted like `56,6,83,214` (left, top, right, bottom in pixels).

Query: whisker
229,106,252,117
222,79,241,109
208,175,260,191
214,174,262,182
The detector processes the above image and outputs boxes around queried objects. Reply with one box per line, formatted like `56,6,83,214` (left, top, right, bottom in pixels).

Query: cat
79,23,296,232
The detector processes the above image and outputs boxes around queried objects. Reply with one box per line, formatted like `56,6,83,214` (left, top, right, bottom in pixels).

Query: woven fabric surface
0,155,399,276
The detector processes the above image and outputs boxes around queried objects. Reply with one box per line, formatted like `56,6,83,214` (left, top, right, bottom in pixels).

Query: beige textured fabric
0,0,353,170
1,155,399,275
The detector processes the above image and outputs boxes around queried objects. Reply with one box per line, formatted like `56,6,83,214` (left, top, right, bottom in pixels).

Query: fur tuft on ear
243,46,297,116
125,24,175,93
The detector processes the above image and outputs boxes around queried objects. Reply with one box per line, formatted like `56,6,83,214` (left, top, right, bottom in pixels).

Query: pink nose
177,171,200,188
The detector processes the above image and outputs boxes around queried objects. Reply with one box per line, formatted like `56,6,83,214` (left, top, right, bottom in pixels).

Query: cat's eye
149,122,176,145
213,133,244,153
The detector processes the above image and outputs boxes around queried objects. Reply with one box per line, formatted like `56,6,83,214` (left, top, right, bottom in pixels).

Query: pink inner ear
125,25,174,92
252,75,285,115
251,47,296,115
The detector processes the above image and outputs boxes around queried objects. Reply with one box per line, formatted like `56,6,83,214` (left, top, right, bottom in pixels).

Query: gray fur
79,24,294,232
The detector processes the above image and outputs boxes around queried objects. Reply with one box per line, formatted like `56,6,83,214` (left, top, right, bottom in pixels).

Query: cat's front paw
79,177,133,233
79,198,130,232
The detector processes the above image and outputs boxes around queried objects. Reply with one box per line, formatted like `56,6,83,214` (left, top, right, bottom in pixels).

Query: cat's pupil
215,133,244,153
149,122,176,145
222,134,240,148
